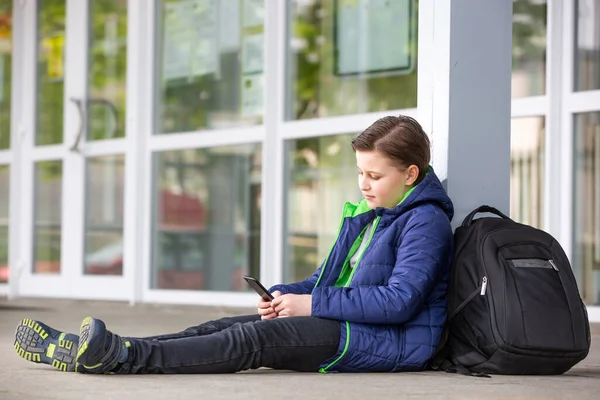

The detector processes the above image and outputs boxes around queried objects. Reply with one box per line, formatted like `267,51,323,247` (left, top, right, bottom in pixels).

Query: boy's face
355,150,417,209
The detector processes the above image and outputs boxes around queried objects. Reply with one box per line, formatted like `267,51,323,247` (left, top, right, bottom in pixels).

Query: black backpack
432,205,591,377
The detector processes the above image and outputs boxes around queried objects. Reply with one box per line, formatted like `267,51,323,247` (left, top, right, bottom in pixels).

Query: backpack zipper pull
480,277,488,295
548,259,559,271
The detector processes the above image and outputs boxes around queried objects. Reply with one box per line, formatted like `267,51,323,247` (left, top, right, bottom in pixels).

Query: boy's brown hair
351,115,431,185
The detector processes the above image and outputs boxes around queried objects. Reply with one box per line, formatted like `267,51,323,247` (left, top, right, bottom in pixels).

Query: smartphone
244,275,274,301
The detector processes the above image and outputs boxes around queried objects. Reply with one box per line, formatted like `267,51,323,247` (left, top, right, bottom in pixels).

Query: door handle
69,98,85,153
69,97,120,153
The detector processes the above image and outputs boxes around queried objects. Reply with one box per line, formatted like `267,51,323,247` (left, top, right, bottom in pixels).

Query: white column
61,0,89,294
8,0,27,298
261,0,286,288
546,0,565,245
418,0,513,228
124,0,154,305
14,0,37,298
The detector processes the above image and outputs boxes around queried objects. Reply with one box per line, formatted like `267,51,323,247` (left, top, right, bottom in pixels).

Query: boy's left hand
271,294,312,317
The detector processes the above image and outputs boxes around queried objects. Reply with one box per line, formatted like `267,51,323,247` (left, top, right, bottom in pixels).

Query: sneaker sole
14,319,78,372
77,316,104,370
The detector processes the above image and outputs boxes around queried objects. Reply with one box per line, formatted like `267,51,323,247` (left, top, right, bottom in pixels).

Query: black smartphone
244,275,274,301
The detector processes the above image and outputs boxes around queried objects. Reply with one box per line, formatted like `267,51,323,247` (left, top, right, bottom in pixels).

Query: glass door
17,0,130,300
0,0,12,292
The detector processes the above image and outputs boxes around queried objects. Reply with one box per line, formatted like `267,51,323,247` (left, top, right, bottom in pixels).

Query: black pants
117,315,340,374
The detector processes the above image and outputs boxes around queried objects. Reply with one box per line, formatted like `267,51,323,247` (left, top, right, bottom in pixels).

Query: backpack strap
431,326,450,362
430,286,493,378
462,205,511,227
441,361,491,378
431,285,480,362
430,339,491,378
449,286,482,320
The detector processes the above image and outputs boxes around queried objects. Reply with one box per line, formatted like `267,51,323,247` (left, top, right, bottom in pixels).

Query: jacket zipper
319,216,381,373
313,203,350,290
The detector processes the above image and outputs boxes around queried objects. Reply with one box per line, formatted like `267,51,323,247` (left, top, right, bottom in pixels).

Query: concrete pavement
1,297,598,400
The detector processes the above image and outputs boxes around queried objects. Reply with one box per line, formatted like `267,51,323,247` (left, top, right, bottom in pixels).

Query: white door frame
14,0,133,300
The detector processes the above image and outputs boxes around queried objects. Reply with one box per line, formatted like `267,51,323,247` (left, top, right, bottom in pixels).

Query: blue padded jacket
269,168,454,372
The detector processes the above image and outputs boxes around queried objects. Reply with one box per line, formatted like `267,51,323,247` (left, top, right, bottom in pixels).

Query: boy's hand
271,294,312,317
258,291,282,320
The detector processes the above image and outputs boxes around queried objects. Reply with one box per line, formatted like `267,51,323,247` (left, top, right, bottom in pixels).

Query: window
151,145,262,291
0,0,11,150
87,0,128,140
575,0,600,91
33,161,63,274
84,156,125,276
36,0,66,146
512,0,547,98
573,112,600,305
157,0,265,133
284,134,360,283
287,0,418,120
510,117,545,228
0,165,8,283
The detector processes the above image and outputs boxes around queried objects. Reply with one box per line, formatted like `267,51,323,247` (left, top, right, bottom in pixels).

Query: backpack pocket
510,258,557,270
502,255,574,351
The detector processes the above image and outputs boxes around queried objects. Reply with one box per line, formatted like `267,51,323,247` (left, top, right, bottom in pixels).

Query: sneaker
14,319,79,372
76,317,129,374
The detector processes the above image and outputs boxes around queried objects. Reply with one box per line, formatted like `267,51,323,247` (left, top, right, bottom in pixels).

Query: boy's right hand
258,291,282,320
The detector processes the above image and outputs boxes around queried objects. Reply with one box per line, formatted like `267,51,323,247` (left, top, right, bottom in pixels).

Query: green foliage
290,0,419,120
0,1,12,149
88,0,127,140
512,0,547,67
0,227,8,263
34,230,61,262
36,0,128,145
36,160,62,184
36,0,66,146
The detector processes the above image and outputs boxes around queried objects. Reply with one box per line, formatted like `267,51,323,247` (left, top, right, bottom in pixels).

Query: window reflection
33,161,62,274
36,0,66,146
512,0,547,98
87,0,128,140
84,156,125,276
158,0,264,133
287,0,418,120
0,1,11,150
573,112,600,306
284,134,360,283
0,165,8,283
510,117,545,229
151,145,262,291
575,0,600,91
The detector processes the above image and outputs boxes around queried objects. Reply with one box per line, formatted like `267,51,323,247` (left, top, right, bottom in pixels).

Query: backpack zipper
548,259,559,271
480,276,488,295
449,276,488,321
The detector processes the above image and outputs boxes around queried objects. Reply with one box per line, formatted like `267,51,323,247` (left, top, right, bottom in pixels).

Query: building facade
0,0,598,320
